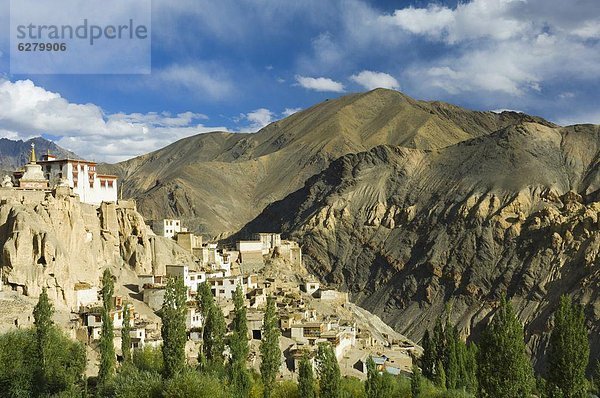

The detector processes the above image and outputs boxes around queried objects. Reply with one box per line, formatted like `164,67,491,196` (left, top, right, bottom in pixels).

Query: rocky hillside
0,137,79,176
101,89,543,237
237,122,600,369
0,189,193,308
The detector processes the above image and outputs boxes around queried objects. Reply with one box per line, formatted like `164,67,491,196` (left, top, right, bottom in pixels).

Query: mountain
0,137,79,175
102,88,546,237
237,121,600,368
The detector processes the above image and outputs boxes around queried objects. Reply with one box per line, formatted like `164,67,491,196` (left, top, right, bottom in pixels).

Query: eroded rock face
239,122,600,370
0,190,193,307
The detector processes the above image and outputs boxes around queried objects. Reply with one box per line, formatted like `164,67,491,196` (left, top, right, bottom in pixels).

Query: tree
260,296,281,398
316,342,340,398
594,359,600,393
411,364,422,398
121,301,132,363
161,276,188,379
33,287,54,394
420,330,436,379
365,355,393,398
445,323,459,390
298,354,316,398
434,359,446,390
203,301,226,370
546,295,590,398
230,284,251,398
99,268,116,385
478,296,533,398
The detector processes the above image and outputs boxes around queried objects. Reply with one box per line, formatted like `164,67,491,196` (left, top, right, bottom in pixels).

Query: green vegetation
230,284,252,398
99,268,116,385
298,354,316,398
0,288,86,397
546,295,590,398
121,301,132,364
161,276,187,379
317,342,341,398
477,296,534,398
260,295,281,398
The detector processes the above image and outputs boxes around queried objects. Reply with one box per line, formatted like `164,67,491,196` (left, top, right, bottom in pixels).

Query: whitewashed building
37,152,118,205
150,219,182,238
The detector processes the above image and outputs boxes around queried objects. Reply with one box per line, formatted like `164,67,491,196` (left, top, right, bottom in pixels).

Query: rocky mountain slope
237,121,600,369
101,89,543,237
0,189,192,308
0,137,78,176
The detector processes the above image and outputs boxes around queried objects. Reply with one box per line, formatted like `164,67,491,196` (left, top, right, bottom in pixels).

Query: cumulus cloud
237,108,275,132
350,71,400,90
295,75,345,92
0,79,227,162
380,0,530,44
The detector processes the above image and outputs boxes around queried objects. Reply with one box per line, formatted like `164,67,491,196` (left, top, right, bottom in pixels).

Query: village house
149,219,183,238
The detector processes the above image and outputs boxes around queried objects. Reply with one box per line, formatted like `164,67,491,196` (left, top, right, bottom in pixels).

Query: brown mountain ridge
101,88,547,237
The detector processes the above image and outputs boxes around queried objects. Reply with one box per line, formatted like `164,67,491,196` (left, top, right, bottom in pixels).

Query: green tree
432,319,446,368
204,302,226,371
161,276,188,379
434,359,446,390
411,364,422,398
420,330,436,379
260,296,281,398
445,323,459,390
594,359,600,393
316,342,340,398
99,268,116,385
477,296,533,398
230,285,251,397
121,301,132,363
463,342,478,394
546,295,590,398
365,355,393,398
298,354,316,398
33,287,54,395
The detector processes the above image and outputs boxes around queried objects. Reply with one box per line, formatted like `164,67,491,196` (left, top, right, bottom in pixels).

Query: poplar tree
411,364,422,398
546,295,590,398
445,323,459,390
365,356,379,398
420,330,435,379
197,282,213,366
98,268,116,385
477,296,533,398
33,287,53,394
260,296,281,398
121,301,132,363
316,342,340,398
204,301,226,370
434,359,446,390
230,284,251,398
161,276,187,379
298,354,316,398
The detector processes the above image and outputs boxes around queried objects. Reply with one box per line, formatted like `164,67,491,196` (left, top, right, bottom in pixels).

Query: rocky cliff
0,188,193,308
238,122,600,369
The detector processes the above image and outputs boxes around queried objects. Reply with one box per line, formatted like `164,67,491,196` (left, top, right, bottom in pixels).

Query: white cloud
295,75,345,93
282,107,302,117
152,64,235,100
0,79,227,162
380,0,530,44
237,108,274,132
350,71,400,90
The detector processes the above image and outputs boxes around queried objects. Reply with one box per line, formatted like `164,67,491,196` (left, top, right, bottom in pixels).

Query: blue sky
0,0,599,162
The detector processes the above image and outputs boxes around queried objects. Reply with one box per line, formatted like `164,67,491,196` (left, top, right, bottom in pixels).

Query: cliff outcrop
0,188,193,308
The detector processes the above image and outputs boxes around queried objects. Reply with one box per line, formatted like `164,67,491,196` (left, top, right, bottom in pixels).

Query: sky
0,0,599,162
